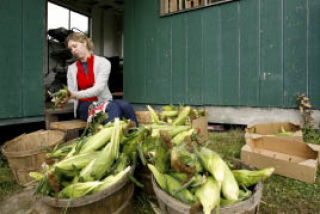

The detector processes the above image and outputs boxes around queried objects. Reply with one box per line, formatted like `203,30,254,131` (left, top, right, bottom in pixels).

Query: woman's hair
65,32,94,51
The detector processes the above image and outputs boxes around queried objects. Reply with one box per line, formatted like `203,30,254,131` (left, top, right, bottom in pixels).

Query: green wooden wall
123,0,320,108
0,0,45,121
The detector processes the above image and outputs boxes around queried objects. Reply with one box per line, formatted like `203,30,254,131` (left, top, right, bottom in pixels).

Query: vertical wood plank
123,0,135,101
133,0,147,102
0,0,23,119
203,6,221,105
185,0,191,9
178,0,183,10
260,0,283,107
308,0,320,106
156,18,172,103
186,11,203,105
22,0,45,116
194,0,199,7
239,0,259,106
283,0,307,107
221,2,239,105
145,0,158,103
164,0,169,14
172,15,186,103
170,0,177,12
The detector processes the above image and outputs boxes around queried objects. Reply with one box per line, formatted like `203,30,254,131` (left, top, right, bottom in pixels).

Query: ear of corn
232,167,274,187
163,105,177,111
58,181,102,198
147,105,160,124
221,163,239,201
54,152,99,171
195,177,221,214
148,164,166,190
48,143,75,159
93,166,131,193
164,174,197,205
220,188,252,206
171,129,195,145
79,118,122,181
173,106,191,126
195,147,225,183
80,127,113,154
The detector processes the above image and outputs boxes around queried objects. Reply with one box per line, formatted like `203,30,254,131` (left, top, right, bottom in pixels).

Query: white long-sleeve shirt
67,55,112,117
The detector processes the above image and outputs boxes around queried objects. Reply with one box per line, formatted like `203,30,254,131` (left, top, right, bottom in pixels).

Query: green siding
309,0,320,107
283,0,307,107
0,0,23,119
203,6,221,105
239,0,259,106
0,0,44,120
186,12,203,105
260,0,283,107
220,2,239,105
22,0,45,116
171,15,186,104
124,0,320,108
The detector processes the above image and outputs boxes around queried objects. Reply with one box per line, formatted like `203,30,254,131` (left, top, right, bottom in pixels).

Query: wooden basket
1,130,65,186
39,167,135,214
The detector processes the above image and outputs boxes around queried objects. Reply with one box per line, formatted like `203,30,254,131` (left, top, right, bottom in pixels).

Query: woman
59,32,138,126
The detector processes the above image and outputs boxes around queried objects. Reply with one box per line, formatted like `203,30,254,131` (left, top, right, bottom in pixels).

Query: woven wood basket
1,130,65,186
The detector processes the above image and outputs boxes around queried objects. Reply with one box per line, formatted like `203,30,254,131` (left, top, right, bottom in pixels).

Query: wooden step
49,120,87,130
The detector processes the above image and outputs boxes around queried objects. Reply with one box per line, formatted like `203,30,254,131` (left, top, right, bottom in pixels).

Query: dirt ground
0,188,36,214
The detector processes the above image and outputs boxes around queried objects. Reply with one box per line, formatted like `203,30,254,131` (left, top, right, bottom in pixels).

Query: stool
49,119,87,141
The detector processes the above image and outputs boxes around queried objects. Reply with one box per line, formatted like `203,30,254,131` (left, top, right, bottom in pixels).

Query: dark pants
77,100,139,127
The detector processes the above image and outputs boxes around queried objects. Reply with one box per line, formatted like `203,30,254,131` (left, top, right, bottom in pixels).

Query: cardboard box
245,122,303,142
192,116,208,143
241,135,319,184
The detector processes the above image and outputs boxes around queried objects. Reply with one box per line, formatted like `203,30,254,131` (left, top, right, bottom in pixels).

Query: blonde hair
65,32,94,51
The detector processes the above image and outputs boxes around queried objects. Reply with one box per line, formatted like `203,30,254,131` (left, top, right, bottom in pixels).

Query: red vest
76,55,98,102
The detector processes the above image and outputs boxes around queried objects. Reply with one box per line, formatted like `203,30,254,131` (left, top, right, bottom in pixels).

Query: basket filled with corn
148,141,274,214
30,118,144,214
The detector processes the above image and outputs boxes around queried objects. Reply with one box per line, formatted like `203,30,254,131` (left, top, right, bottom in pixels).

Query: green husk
79,127,113,154
93,166,131,193
221,163,239,201
195,147,225,183
80,118,122,181
164,174,197,204
54,152,99,171
195,177,221,214
148,164,166,190
173,106,191,126
171,129,195,145
147,105,160,124
58,181,102,198
232,167,275,187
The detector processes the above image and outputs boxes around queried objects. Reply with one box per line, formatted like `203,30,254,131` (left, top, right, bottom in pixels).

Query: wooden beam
185,0,191,9
160,0,169,15
194,0,199,7
178,0,183,10
170,0,177,12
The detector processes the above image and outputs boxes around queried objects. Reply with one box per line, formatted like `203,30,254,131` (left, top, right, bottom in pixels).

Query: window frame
159,0,239,17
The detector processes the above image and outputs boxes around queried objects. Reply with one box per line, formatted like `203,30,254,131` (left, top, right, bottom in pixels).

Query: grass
0,155,22,200
1,128,320,213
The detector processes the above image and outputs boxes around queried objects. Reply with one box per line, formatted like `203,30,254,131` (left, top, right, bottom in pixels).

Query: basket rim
1,130,65,158
151,159,264,213
41,166,135,208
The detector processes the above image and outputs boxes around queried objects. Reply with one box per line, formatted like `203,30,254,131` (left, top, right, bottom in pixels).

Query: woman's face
67,40,89,60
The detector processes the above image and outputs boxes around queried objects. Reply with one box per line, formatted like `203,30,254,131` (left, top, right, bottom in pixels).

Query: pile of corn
140,106,274,214
147,105,207,125
30,118,146,199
